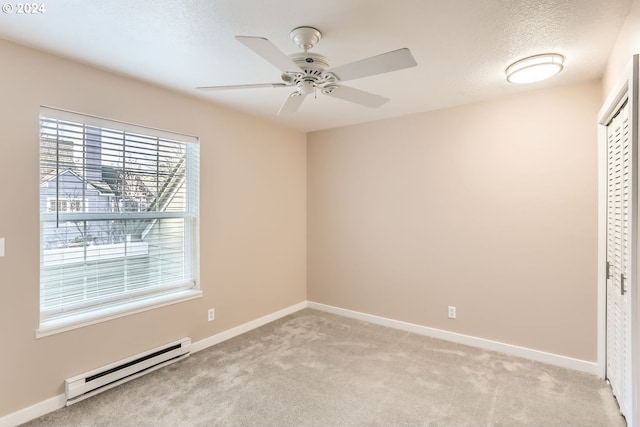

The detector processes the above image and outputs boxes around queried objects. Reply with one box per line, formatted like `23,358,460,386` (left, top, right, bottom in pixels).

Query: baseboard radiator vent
65,337,191,405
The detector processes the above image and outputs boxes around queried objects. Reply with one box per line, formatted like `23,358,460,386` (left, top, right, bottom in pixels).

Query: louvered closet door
606,100,631,418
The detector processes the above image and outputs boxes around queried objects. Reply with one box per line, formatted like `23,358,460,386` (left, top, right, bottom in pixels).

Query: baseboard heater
65,337,191,405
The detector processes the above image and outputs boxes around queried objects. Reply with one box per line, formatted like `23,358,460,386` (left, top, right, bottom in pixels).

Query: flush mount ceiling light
506,53,564,84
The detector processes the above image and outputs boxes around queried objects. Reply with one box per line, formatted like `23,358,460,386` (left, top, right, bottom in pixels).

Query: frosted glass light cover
506,54,564,84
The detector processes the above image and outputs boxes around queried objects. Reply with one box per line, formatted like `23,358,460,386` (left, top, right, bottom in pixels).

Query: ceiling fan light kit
506,53,564,84
197,26,418,115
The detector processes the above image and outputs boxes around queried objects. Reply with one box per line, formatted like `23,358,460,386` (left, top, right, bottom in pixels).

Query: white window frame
37,106,201,337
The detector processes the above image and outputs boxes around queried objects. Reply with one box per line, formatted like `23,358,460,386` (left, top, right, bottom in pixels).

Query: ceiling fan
197,26,418,115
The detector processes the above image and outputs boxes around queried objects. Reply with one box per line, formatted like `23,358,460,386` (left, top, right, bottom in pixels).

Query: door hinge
621,273,627,295
606,261,611,279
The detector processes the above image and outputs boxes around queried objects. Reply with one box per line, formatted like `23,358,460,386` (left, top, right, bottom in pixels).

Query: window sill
36,289,203,338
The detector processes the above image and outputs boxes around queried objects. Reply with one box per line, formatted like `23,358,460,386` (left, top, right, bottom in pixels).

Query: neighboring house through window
38,107,201,335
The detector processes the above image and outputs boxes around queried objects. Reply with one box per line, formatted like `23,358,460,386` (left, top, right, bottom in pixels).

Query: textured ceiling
0,0,633,132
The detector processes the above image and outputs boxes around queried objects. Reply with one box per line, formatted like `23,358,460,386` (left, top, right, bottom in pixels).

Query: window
47,197,87,213
39,107,200,335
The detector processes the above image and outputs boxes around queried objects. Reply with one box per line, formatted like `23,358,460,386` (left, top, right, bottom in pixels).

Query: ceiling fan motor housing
283,52,337,94
290,52,331,71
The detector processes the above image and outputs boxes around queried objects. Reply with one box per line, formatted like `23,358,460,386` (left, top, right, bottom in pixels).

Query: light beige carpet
22,309,626,427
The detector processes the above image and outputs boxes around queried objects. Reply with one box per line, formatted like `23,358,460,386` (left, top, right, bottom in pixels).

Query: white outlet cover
0,238,4,257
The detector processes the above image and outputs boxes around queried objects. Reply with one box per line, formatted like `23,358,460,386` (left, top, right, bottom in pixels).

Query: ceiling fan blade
324,85,389,108
326,48,417,82
197,83,290,91
236,36,302,73
278,92,307,115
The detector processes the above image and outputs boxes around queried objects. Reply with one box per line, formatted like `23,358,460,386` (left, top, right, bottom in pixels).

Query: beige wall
0,39,306,416
603,0,640,95
308,80,601,361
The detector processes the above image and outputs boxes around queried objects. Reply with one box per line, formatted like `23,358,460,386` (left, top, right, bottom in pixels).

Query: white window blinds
39,107,200,323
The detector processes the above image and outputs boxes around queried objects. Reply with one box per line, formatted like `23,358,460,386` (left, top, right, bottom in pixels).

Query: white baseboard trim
0,394,65,427
2,299,598,426
1,301,308,427
307,301,599,376
191,301,308,353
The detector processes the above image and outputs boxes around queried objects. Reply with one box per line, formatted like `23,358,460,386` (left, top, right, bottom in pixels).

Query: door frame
598,54,638,427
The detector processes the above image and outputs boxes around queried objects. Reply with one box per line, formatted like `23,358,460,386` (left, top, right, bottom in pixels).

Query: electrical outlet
207,308,215,321
448,306,456,319
0,238,4,257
